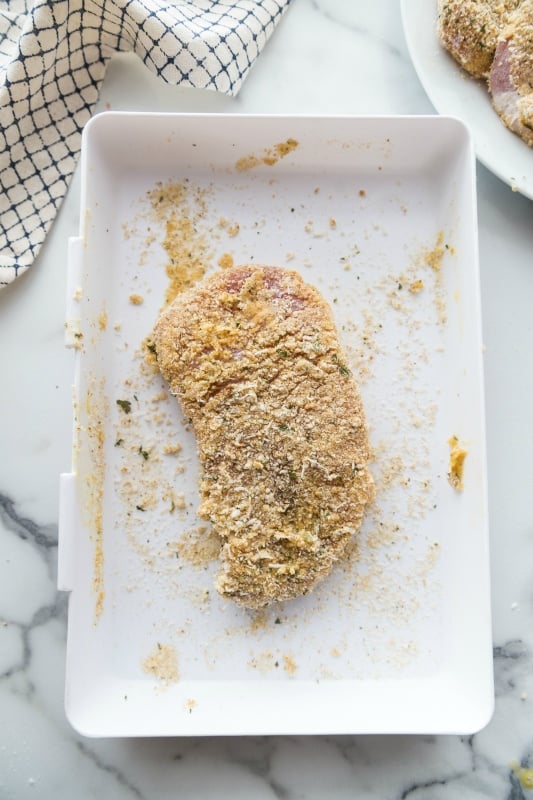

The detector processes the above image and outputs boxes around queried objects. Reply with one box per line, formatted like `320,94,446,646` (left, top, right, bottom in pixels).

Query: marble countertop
1,1,532,797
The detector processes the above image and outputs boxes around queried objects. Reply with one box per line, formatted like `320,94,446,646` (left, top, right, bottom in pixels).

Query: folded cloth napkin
0,0,291,288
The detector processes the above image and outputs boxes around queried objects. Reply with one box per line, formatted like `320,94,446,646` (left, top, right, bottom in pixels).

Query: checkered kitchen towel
0,0,291,288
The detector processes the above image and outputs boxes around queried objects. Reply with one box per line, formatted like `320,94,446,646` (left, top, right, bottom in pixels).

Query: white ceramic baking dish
59,112,492,736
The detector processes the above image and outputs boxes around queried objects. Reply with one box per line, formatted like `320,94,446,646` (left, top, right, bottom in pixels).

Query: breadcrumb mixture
147,182,212,305
153,265,375,608
235,138,299,172
83,378,107,622
142,643,179,684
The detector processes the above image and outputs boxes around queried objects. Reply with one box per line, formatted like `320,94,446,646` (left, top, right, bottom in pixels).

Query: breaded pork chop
490,0,533,146
438,0,521,78
153,265,374,608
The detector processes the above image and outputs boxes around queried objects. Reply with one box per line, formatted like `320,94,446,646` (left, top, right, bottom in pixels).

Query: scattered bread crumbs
67,326,84,350
143,643,179,684
103,171,456,682
218,217,239,234
424,231,446,272
248,608,270,633
174,492,187,510
83,378,108,622
248,650,276,673
98,308,107,330
283,655,297,676
400,230,450,324
147,181,212,305
163,442,182,455
448,435,468,490
129,293,144,305
150,391,168,403
172,526,222,565
329,217,337,229
218,252,234,269
184,699,197,713
235,138,298,171
162,487,185,515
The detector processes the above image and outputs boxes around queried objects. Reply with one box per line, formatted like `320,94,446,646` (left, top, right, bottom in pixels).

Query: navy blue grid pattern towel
0,0,291,288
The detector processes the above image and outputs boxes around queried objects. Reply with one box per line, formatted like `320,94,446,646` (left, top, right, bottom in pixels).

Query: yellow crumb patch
129,293,144,305
142,643,179,684
448,435,468,490
425,231,446,272
283,654,297,675
147,182,211,305
218,253,234,270
235,138,299,172
163,442,182,455
83,379,108,623
170,526,222,566
218,217,239,236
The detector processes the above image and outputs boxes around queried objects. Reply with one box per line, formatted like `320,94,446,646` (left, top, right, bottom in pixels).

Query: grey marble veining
310,0,407,60
1,0,533,798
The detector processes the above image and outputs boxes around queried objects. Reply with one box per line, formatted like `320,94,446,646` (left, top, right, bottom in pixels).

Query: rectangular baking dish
59,112,492,736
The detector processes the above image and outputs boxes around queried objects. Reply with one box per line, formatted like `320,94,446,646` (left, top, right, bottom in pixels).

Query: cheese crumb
448,435,468,490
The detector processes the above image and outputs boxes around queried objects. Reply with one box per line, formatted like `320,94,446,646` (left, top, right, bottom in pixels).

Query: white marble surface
1,0,533,797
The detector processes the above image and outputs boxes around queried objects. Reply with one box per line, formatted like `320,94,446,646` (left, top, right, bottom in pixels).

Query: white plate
59,112,492,736
401,0,533,200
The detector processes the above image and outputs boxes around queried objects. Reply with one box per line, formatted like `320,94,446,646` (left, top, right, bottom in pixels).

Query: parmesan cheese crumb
448,435,468,490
